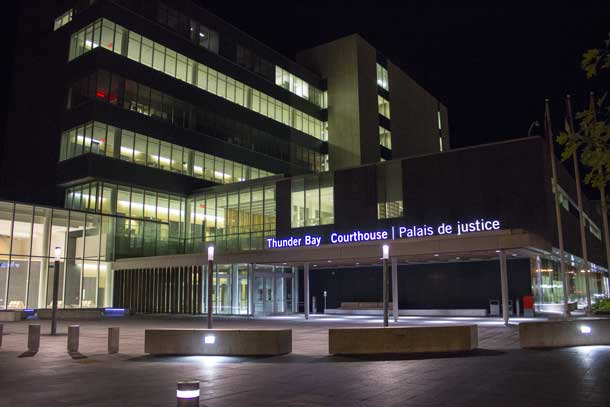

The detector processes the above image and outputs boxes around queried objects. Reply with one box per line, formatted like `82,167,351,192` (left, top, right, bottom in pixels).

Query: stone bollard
176,380,200,406
67,325,80,353
0,323,3,348
108,327,119,354
28,324,41,352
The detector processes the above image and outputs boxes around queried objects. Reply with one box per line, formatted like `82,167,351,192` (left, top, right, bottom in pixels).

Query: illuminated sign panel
266,219,501,249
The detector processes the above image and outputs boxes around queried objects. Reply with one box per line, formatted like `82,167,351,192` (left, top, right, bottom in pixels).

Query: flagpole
545,99,570,318
566,94,592,315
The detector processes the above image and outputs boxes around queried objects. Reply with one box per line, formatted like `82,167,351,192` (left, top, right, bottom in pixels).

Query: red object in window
523,295,534,310
107,42,113,48
109,94,117,103
99,138,106,143
199,204,206,208
96,90,106,99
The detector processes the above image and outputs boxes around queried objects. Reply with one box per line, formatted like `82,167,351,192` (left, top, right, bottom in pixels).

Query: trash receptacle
489,300,500,317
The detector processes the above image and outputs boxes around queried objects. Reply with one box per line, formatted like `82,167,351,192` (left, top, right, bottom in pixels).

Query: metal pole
567,95,592,314
51,259,60,335
545,99,570,318
207,259,213,329
383,258,388,327
391,257,398,322
304,263,310,320
499,250,509,326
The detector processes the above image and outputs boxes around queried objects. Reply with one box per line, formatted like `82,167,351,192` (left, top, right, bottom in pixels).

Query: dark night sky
1,1,609,149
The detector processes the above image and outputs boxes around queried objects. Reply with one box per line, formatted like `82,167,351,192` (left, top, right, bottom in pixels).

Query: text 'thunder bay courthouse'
1,0,608,316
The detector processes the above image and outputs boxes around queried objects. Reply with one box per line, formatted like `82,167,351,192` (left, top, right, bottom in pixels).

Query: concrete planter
145,329,292,356
519,319,610,348
329,325,478,355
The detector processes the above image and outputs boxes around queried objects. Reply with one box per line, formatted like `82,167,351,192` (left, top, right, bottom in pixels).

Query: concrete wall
388,61,448,158
310,259,532,311
297,35,379,170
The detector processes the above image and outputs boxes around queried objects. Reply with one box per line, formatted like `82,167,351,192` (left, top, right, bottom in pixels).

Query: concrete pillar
499,251,509,326
108,327,119,354
67,325,79,353
391,257,398,322
0,323,3,348
28,324,40,352
304,263,310,320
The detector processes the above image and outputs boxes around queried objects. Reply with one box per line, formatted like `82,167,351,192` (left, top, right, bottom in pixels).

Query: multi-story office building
0,0,607,316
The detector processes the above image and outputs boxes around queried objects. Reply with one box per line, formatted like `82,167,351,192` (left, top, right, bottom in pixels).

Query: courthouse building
0,0,607,316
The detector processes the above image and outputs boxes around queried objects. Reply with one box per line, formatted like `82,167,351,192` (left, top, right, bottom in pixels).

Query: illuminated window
275,66,326,108
378,95,391,118
290,174,334,228
53,9,73,31
377,161,403,219
380,126,391,149
376,63,389,91
59,122,274,184
68,19,327,141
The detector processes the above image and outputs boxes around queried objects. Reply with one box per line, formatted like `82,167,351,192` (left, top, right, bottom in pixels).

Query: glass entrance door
254,274,274,315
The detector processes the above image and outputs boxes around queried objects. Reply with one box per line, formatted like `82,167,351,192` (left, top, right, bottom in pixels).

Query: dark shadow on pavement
69,352,88,360
316,348,506,362
18,350,38,358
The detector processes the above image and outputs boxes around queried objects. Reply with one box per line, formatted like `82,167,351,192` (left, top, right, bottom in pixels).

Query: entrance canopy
113,229,550,270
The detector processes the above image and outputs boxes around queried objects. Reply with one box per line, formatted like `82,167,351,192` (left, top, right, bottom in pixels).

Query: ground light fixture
580,325,592,334
207,245,215,329
204,334,216,344
176,380,200,406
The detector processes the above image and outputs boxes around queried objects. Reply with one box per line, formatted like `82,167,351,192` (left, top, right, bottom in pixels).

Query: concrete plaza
0,315,609,406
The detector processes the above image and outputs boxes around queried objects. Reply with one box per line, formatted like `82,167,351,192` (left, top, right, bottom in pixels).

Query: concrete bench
339,302,393,310
0,311,22,322
329,325,478,355
145,329,292,356
519,319,610,348
36,309,104,320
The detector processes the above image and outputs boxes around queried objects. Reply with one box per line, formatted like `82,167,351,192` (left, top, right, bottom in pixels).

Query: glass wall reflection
0,201,113,310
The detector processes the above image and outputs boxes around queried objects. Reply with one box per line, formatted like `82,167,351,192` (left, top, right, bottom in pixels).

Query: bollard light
54,246,62,261
207,245,214,261
382,244,390,260
176,380,200,406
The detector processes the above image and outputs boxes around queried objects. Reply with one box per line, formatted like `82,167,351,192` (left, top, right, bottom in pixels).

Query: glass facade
64,182,186,258
113,263,296,316
59,121,274,184
68,19,327,141
275,66,326,108
186,182,277,253
68,70,324,172
377,160,403,219
0,201,112,310
376,63,389,91
380,126,391,149
157,2,219,53
290,173,334,228
378,95,391,118
531,254,608,311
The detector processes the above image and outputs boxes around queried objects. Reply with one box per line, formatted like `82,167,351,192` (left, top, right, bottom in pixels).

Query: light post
382,244,390,327
51,246,61,336
207,246,214,329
